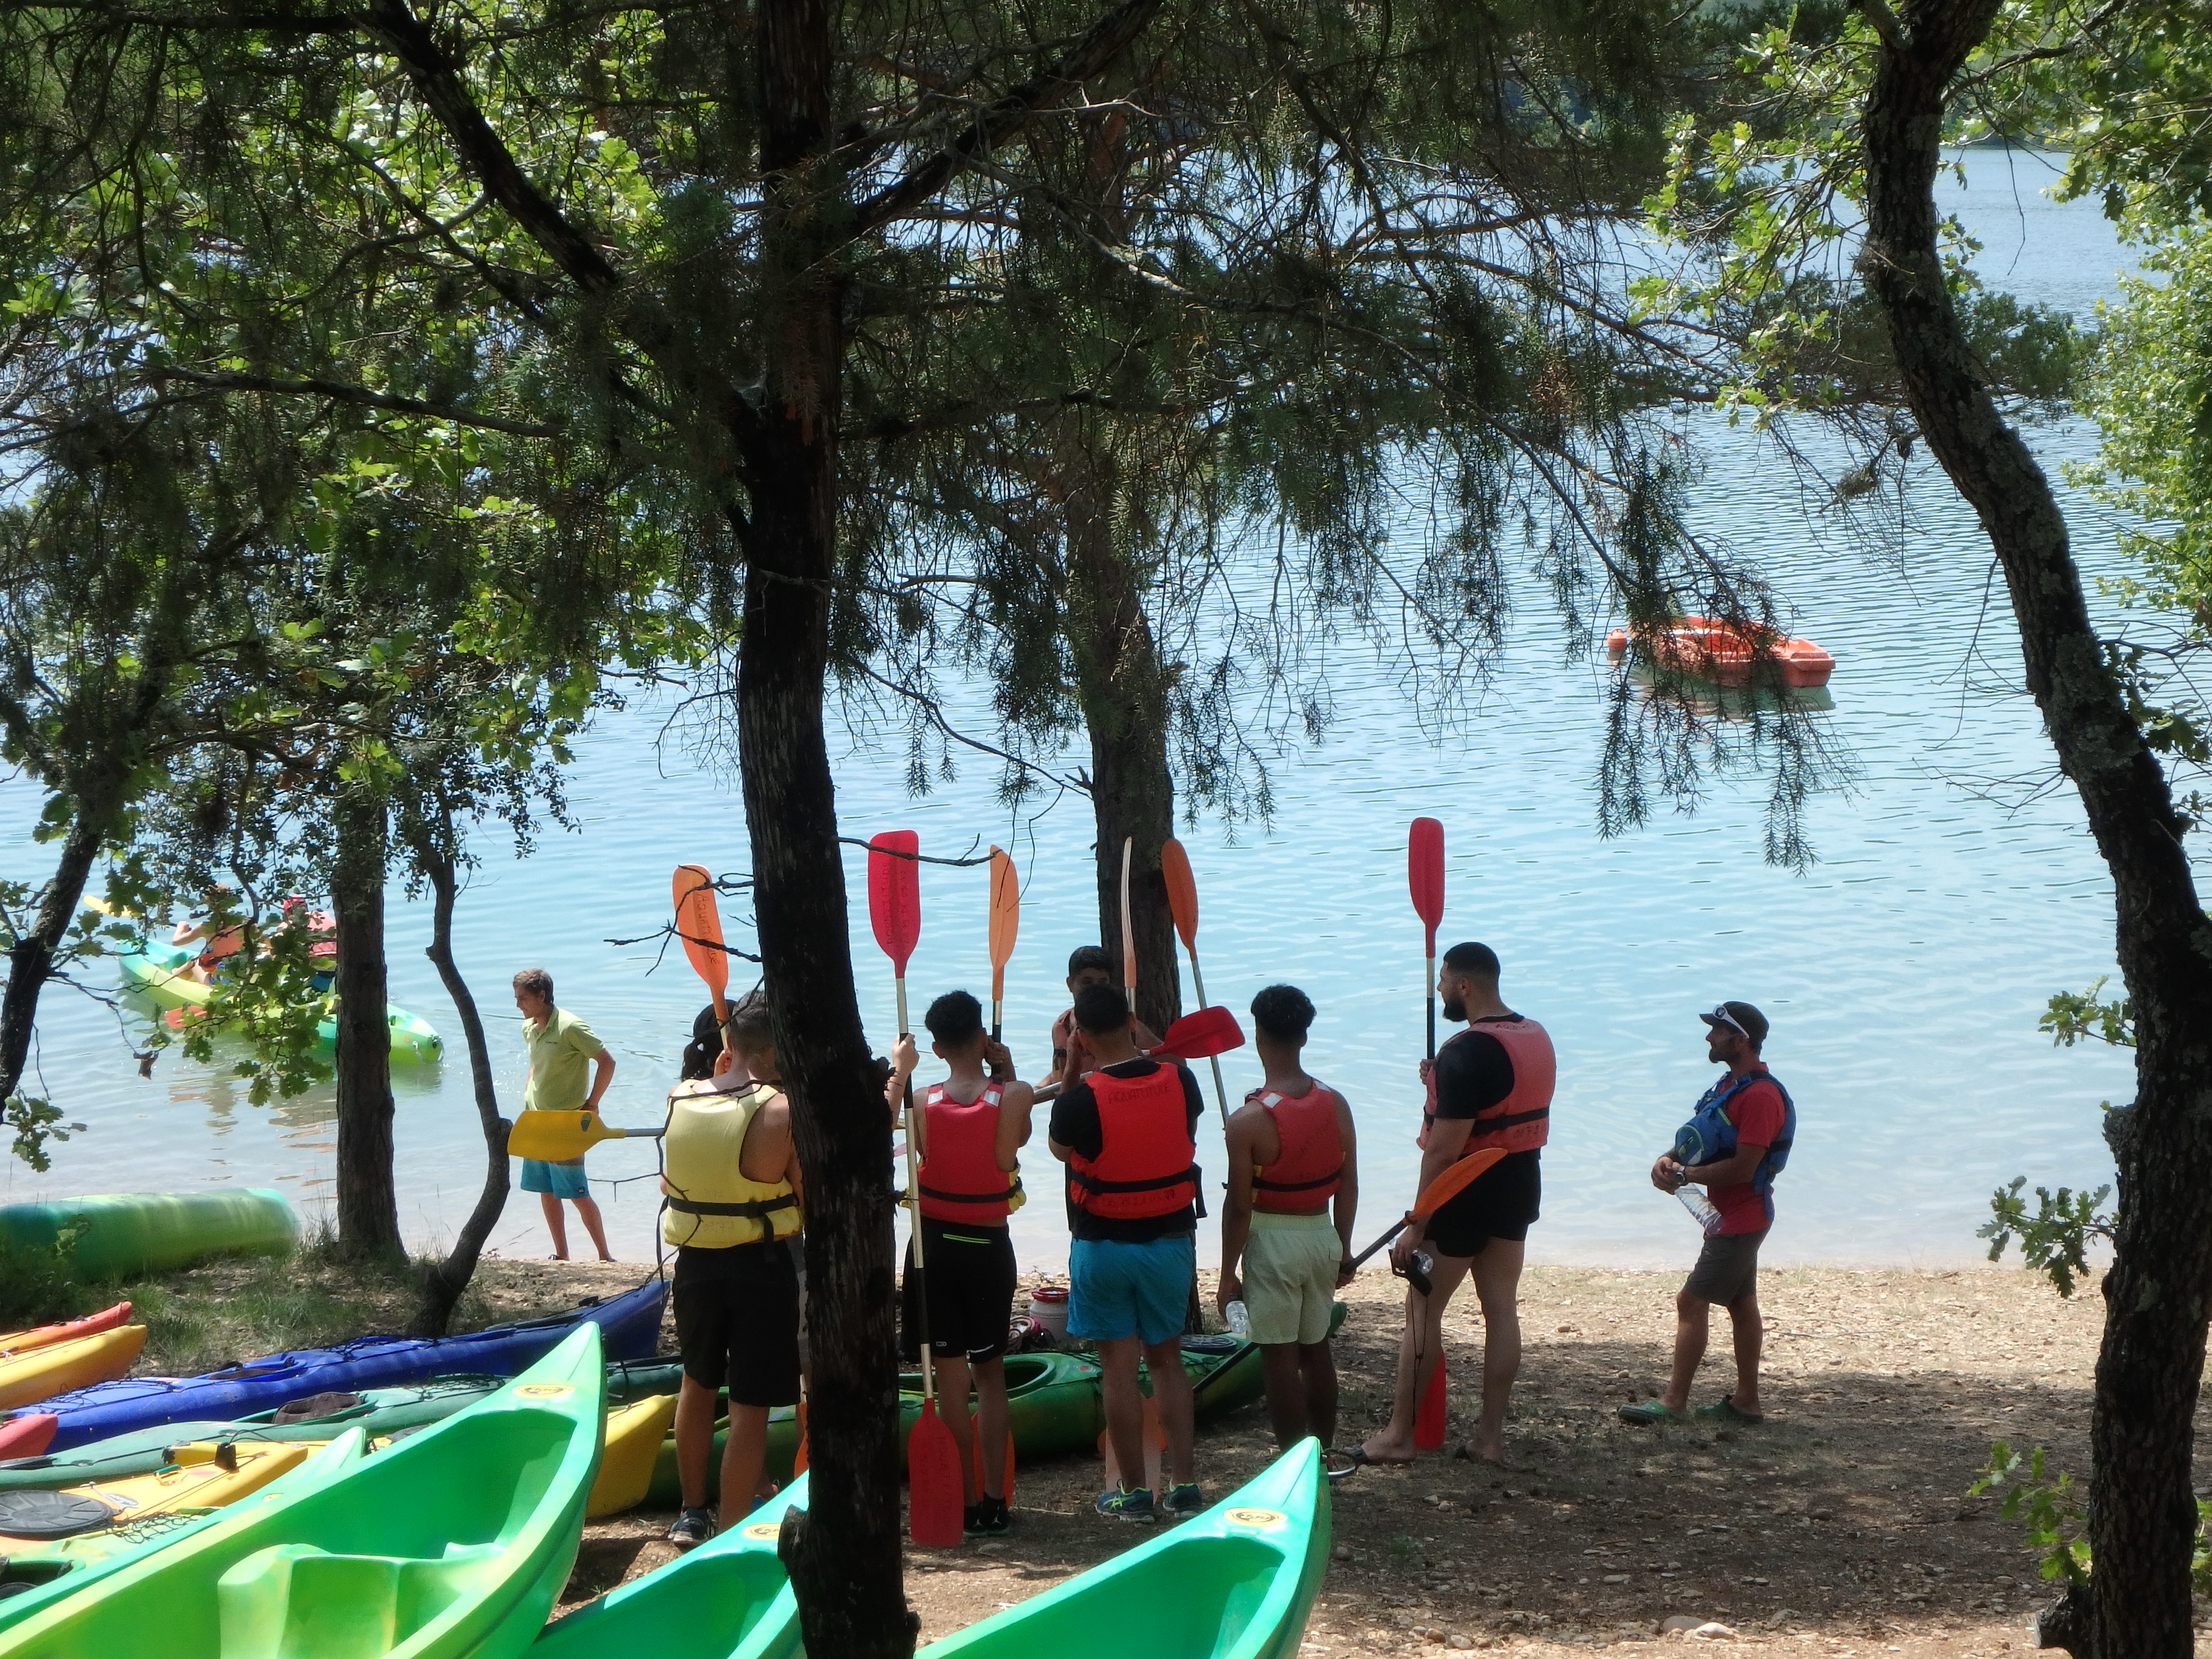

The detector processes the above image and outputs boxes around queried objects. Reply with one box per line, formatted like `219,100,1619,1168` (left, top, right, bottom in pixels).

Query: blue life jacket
1672,1068,1795,1221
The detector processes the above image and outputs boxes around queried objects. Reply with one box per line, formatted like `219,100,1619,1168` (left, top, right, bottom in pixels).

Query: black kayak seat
0,1490,119,1540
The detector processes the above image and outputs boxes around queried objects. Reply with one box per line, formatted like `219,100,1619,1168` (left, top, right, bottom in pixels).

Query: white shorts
1243,1210,1340,1346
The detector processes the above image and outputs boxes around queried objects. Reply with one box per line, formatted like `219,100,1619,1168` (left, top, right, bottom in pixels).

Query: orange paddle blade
671,865,729,998
907,1398,965,1545
1415,1350,1447,1449
1412,1146,1506,1220
988,847,1020,986
1160,838,1199,951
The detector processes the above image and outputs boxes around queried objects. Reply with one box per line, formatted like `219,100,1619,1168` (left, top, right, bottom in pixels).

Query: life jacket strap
919,1176,1024,1204
1253,1166,1345,1193
1069,1164,1200,1195
1473,1105,1550,1131
665,1192,798,1219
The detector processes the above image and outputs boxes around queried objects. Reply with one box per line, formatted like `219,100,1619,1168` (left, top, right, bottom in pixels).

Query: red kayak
1607,616,1835,688
0,1302,131,1357
0,1412,56,1458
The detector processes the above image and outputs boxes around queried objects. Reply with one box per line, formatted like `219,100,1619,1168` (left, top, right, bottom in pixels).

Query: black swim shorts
1423,1149,1542,1259
901,1215,1018,1363
673,1238,802,1408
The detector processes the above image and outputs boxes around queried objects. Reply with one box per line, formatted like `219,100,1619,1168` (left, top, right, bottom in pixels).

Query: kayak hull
19,1277,665,1451
0,1327,147,1414
919,1440,1330,1659
586,1394,679,1519
0,1328,607,1659
0,1305,131,1357
0,1191,296,1280
118,942,443,1063
1606,617,1835,688
0,1440,313,1555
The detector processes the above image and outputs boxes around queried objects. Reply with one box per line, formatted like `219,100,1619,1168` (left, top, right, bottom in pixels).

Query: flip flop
1328,1446,1413,1477
1452,1443,1507,1467
1323,1448,1366,1481
1618,1399,1690,1426
1694,1398,1765,1426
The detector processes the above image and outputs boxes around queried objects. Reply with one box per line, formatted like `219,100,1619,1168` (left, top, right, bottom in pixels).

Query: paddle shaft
1183,950,1231,1128
896,975,938,1415
1426,949,1436,1060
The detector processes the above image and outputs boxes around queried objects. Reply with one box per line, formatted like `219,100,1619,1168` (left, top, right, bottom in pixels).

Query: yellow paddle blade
507,1110,661,1161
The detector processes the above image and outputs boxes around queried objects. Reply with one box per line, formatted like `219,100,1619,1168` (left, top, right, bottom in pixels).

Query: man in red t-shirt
1622,1000,1792,1427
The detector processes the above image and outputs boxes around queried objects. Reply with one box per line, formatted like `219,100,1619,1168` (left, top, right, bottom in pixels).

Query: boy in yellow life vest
888,989,1035,1538
661,998,804,1550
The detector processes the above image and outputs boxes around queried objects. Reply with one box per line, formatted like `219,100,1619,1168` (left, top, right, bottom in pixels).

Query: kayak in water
116,938,443,1063
1606,616,1836,688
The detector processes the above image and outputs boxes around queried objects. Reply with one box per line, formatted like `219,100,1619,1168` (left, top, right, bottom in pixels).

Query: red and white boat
1605,615,1836,689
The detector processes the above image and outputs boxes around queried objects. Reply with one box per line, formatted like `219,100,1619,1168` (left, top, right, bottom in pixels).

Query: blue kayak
10,1277,664,1452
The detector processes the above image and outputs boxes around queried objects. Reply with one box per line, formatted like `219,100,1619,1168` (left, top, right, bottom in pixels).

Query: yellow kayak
587,1393,680,1519
0,1439,313,1554
0,1327,146,1414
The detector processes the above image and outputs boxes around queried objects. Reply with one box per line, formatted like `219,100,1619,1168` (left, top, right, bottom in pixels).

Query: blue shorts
520,1158,589,1198
1068,1234,1195,1345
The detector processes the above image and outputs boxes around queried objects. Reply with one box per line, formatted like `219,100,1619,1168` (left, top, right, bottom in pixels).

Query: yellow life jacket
660,1079,801,1249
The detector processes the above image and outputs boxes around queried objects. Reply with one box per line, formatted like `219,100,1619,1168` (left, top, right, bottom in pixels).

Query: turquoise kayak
530,1477,808,1659
0,1190,296,1281
918,1440,1330,1659
0,1326,606,1659
117,940,442,1063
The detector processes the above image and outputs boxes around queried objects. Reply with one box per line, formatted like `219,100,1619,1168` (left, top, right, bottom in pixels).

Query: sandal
1618,1398,1690,1426
1694,1397,1765,1425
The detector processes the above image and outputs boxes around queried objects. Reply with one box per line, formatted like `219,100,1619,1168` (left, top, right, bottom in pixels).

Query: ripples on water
0,153,2179,1274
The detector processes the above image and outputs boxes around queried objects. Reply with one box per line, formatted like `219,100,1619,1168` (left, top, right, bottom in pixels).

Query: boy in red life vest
1042,946,1160,1092
1047,982,1206,1523
1217,984,1360,1451
886,990,1035,1538
1357,941,1553,1468
1621,1001,1793,1428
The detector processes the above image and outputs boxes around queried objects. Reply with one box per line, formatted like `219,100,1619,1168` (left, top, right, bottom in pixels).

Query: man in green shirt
514,967,617,1261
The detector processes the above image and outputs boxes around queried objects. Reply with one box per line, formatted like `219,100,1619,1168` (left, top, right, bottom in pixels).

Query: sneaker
965,1496,1011,1537
1161,1482,1204,1520
667,1506,716,1550
1094,1485,1156,1523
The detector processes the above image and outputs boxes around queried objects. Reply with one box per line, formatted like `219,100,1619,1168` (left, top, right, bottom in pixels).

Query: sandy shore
547,1258,2202,1655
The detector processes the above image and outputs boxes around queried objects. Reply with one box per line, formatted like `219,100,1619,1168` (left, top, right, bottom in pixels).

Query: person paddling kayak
513,968,616,1262
1357,941,1552,1467
1218,984,1359,1452
887,989,1035,1538
662,997,805,1549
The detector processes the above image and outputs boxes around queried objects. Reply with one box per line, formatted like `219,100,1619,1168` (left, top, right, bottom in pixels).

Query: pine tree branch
144,367,561,435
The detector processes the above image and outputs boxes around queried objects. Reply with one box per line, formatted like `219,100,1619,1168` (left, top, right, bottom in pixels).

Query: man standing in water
1357,941,1552,1467
1622,1002,1793,1427
513,967,616,1261
1218,984,1359,1451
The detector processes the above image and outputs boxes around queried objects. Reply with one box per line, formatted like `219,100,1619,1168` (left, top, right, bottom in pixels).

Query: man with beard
1354,942,1553,1467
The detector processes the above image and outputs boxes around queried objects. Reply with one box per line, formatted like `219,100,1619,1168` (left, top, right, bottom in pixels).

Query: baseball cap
1700,1000,1769,1046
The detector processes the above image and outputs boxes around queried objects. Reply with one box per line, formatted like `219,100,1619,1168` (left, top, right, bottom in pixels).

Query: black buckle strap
1253,1166,1344,1193
918,1177,1023,1204
666,1192,797,1218
1069,1164,1200,1194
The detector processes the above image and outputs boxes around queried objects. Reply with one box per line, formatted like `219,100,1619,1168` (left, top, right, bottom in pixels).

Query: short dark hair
681,1004,724,1082
924,990,985,1046
512,967,554,1001
1250,984,1315,1042
1067,945,1114,979
1441,941,1501,979
1072,981,1131,1035
727,994,775,1057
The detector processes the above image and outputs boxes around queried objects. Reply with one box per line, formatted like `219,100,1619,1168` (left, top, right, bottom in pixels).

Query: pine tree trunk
1062,452,1184,1036
406,828,506,1335
741,3,912,1654
331,790,402,1260
1859,6,2212,1651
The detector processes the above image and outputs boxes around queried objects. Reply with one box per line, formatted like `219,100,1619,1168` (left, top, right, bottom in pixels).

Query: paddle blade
1160,837,1199,951
1118,837,1136,993
1412,1146,1506,1220
507,1110,624,1161
868,831,922,971
1409,817,1445,950
988,847,1020,974
1414,1350,1447,1450
1150,1005,1244,1062
671,865,729,998
907,1399,964,1545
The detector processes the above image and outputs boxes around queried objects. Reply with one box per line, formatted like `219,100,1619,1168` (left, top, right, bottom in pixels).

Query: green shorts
1243,1210,1340,1346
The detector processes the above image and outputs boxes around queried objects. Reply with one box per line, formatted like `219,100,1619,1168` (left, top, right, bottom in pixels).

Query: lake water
1,151,2180,1275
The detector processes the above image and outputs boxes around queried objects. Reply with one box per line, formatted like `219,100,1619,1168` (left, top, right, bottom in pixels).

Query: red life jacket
1250,1080,1344,1213
1067,1063,1199,1221
916,1082,1022,1225
1419,1016,1555,1156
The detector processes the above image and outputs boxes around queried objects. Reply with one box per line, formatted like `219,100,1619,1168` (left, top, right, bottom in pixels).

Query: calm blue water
0,153,2175,1274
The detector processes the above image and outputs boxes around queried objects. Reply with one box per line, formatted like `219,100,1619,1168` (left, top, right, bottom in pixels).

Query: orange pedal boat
1606,616,1835,688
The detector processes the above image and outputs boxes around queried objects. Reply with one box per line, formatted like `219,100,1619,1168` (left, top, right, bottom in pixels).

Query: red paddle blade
907,1398,965,1545
1409,817,1445,950
1160,838,1199,951
1150,1005,1244,1062
671,864,729,996
1415,1350,1447,1449
1411,1147,1506,1220
868,831,922,971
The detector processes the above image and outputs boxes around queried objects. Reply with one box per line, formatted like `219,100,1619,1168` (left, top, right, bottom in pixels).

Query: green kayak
118,940,443,1064
0,1325,605,1659
0,1360,684,1494
530,1476,808,1659
0,1190,296,1281
0,1431,369,1635
918,1439,1330,1659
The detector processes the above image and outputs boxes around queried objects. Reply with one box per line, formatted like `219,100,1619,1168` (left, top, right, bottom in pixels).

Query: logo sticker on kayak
1226,1508,1285,1528
742,1523,782,1540
515,1384,576,1399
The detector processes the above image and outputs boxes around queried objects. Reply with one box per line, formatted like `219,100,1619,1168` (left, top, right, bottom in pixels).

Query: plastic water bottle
1676,1186,1724,1238
1226,1300,1250,1336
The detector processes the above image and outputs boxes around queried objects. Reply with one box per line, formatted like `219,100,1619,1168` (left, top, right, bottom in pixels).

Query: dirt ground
551,1259,2212,1655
